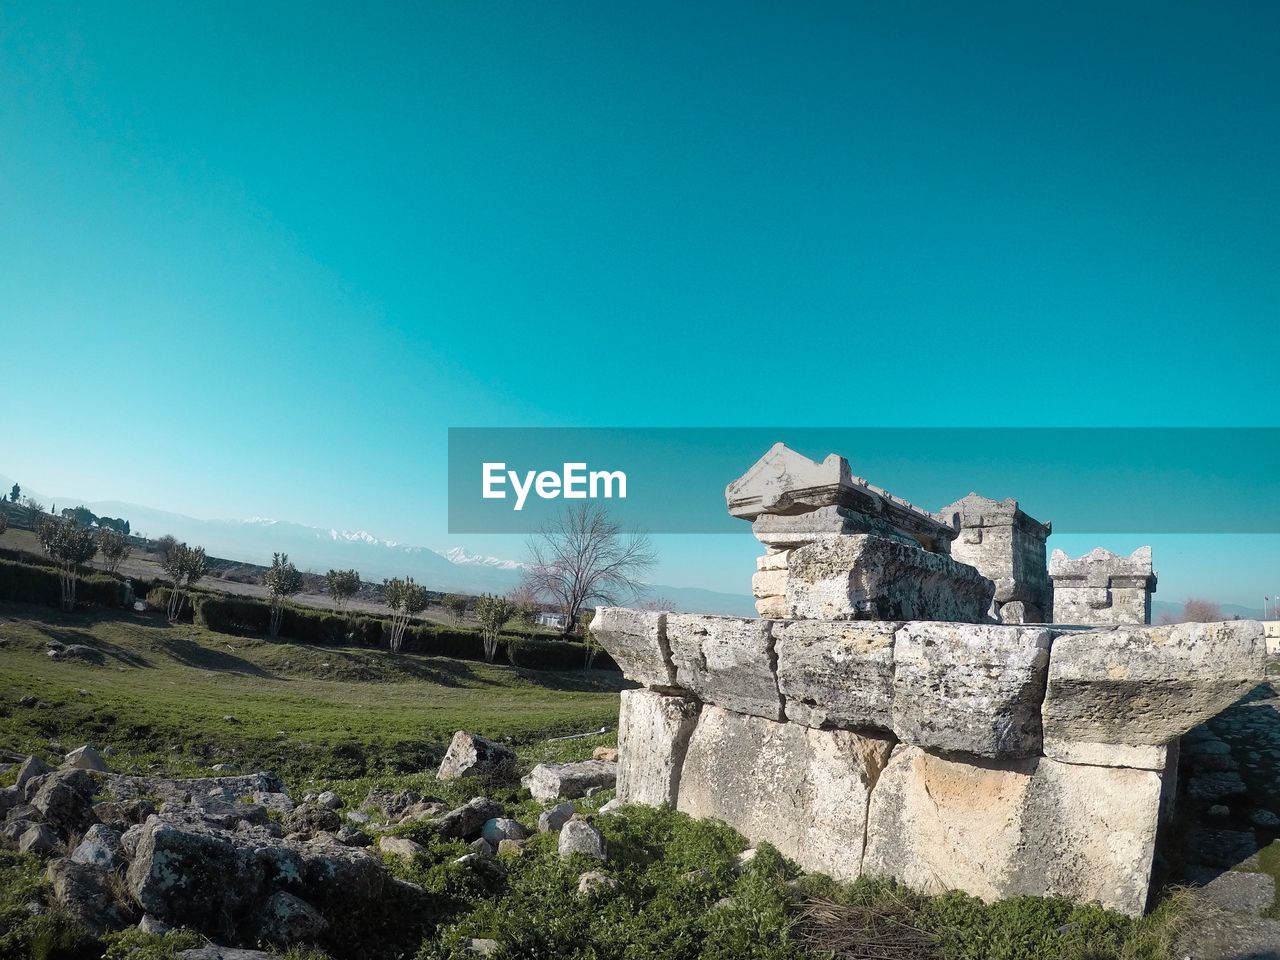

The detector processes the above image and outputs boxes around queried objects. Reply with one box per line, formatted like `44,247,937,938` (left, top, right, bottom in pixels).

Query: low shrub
0,558,130,610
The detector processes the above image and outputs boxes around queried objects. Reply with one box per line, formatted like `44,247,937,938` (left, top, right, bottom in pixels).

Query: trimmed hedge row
0,557,134,608
144,584,618,671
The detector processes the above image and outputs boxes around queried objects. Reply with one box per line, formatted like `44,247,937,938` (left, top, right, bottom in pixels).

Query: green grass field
0,600,625,783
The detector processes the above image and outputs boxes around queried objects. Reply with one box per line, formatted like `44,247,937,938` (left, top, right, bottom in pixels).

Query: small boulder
316,790,342,810
138,914,172,935
523,761,617,802
469,837,496,857
70,824,124,870
283,804,341,837
47,857,135,934
14,756,51,791
497,839,524,857
592,747,620,763
364,787,424,820
63,745,109,773
18,823,59,855
538,801,576,834
437,731,517,782
435,797,504,840
463,938,500,957
481,817,528,845
577,869,620,897
558,819,606,860
377,835,425,863
251,890,328,945
31,769,98,835
597,799,622,816
336,826,371,847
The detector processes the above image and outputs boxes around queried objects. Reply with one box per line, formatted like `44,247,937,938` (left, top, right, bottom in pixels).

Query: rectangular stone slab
786,535,994,623
891,622,1052,759
676,705,894,881
591,607,677,689
1041,620,1266,749
772,619,900,731
616,689,701,807
863,745,1161,916
666,614,783,721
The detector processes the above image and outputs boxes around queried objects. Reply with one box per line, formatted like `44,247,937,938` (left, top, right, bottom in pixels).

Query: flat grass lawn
0,601,625,783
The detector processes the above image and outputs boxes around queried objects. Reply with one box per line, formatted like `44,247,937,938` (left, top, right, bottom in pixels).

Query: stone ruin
1050,546,1158,625
938,492,1052,624
593,444,1267,916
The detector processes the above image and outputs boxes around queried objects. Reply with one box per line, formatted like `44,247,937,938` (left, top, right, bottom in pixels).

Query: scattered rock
735,848,758,871
496,839,524,857
438,731,518,781
558,819,606,860
434,797,504,840
1251,809,1280,829
336,826,371,847
363,787,423,820
31,770,97,835
523,761,618,802
537,802,576,833
14,755,51,790
251,889,328,945
597,799,622,816
70,824,124,870
469,837,496,858
316,791,342,810
592,747,619,763
18,823,58,855
462,938,499,957
576,869,619,896
47,858,136,934
377,836,425,863
481,817,527,845
283,804,341,837
138,913,172,935
179,948,277,960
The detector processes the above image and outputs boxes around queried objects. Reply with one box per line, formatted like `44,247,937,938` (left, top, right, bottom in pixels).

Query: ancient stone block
1041,621,1266,753
1049,547,1157,625
522,761,617,802
864,746,1162,916
616,689,701,807
892,622,1051,759
751,569,787,599
772,619,899,731
755,596,787,618
437,731,517,781
726,443,956,553
676,705,894,882
591,607,676,689
666,614,782,721
938,493,1051,622
785,535,994,623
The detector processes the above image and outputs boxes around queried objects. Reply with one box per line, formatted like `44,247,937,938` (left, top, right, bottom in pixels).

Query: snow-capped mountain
443,547,525,571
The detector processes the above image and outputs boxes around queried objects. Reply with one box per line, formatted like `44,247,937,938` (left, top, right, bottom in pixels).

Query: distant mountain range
0,477,756,616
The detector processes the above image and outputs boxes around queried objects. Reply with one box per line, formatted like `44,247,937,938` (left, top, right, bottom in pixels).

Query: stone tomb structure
594,445,1263,916
1050,546,1158,625
937,493,1053,624
596,610,1265,916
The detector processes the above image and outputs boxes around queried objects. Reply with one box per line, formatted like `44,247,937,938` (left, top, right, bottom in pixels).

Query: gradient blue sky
1,2,1277,606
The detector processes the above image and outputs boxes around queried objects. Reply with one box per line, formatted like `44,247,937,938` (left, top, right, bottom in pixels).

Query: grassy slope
0,601,624,782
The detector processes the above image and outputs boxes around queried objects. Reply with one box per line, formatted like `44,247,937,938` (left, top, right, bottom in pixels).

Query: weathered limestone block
726,443,956,553
616,689,701,807
756,550,791,571
1041,620,1266,765
752,505,921,551
437,731,517,781
786,536,994,623
591,608,676,689
666,614,782,721
755,596,787,618
938,494,1051,620
892,623,1051,759
772,620,899,731
864,746,1162,916
1049,547,1157,625
523,761,617,802
676,705,894,881
751,569,787,600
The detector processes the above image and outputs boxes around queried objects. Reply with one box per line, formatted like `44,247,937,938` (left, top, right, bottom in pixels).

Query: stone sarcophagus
595,609,1266,916
937,493,1052,624
1050,546,1157,625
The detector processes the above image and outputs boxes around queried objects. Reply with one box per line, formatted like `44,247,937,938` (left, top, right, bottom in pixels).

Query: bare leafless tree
520,502,656,636
1180,598,1224,623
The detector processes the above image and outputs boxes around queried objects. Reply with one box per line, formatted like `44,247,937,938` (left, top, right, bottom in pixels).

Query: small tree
45,517,98,611
474,593,512,664
441,594,467,624
8,483,19,503
325,568,362,618
34,512,59,556
383,576,428,652
265,552,305,637
161,542,207,621
1181,598,1223,623
97,527,131,575
521,502,655,636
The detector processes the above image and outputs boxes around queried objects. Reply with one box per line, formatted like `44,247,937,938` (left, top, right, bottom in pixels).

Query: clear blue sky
1,2,1277,606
